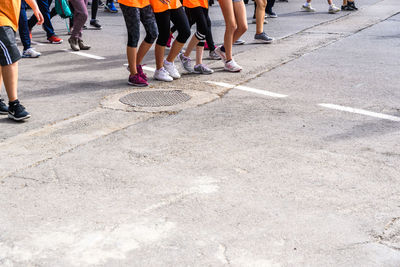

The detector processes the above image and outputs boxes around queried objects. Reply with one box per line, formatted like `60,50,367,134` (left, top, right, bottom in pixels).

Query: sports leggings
154,7,191,46
185,7,212,47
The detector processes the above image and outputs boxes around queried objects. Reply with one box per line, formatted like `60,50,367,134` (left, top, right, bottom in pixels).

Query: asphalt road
1,0,399,266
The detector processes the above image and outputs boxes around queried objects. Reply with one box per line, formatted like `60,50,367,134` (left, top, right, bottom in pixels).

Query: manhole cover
119,90,191,107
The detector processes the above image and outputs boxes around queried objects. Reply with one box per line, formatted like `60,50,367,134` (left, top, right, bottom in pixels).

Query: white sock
164,59,172,65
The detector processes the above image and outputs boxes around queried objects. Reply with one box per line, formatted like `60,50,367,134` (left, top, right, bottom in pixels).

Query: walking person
28,0,63,43
150,0,191,81
19,0,42,58
68,0,91,51
90,0,103,28
253,0,274,43
215,0,248,72
119,0,159,86
302,0,340,13
0,0,44,121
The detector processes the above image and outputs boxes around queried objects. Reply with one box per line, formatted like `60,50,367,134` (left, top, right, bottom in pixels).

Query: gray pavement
1,0,400,266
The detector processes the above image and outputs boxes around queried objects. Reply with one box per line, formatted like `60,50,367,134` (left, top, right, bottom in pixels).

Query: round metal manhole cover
119,90,191,107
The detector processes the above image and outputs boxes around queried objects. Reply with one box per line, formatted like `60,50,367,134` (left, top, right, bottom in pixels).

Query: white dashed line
31,41,47,46
319,103,400,122
206,81,288,98
63,49,105,60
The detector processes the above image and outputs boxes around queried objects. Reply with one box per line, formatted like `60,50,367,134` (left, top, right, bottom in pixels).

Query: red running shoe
48,35,63,44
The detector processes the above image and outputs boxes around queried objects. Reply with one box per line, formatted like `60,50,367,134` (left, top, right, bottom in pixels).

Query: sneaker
0,99,8,115
254,32,274,43
341,5,355,10
166,33,174,48
99,0,104,6
128,73,148,87
302,4,315,12
329,4,340,13
8,100,31,121
178,53,194,73
266,12,278,18
22,48,41,58
348,1,358,10
204,41,209,50
105,2,118,12
137,65,147,81
90,19,102,29
154,67,173,82
234,39,246,45
224,59,242,72
78,39,91,50
48,35,63,44
68,37,80,51
209,50,221,60
194,64,214,74
215,45,226,61
164,60,181,79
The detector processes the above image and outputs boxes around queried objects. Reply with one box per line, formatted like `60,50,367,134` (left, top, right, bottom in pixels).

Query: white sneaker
22,48,41,58
154,67,173,82
215,45,226,61
302,4,316,12
163,60,181,79
224,59,242,72
329,4,340,13
234,39,246,45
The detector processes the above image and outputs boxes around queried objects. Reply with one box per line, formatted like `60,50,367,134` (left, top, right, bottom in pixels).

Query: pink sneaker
166,33,174,48
136,65,147,81
204,41,209,50
128,73,148,87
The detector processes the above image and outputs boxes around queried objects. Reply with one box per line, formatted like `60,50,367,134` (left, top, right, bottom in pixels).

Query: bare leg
184,34,199,58
255,0,266,34
195,45,204,65
232,1,248,43
327,0,333,5
137,41,153,66
1,63,18,102
166,40,185,63
127,46,138,75
219,0,237,61
155,44,165,70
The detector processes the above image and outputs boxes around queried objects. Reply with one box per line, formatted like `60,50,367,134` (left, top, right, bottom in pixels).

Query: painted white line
206,81,288,98
31,41,47,46
123,64,156,72
63,49,105,60
319,103,400,122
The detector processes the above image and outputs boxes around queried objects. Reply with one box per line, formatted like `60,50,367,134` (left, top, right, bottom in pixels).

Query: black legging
185,7,212,47
253,0,276,16
91,0,99,20
154,7,191,46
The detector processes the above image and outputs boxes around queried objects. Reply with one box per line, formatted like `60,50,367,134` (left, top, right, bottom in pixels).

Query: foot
254,32,274,43
154,67,173,82
302,4,315,12
22,48,41,58
136,65,147,81
215,45,226,61
179,53,195,73
209,50,221,60
163,60,181,79
90,19,102,29
0,98,8,115
194,64,214,74
234,39,246,45
266,11,278,18
68,37,80,51
105,2,118,13
341,5,355,10
128,73,148,87
78,39,91,50
8,100,31,121
348,1,358,10
329,4,341,13
224,59,242,72
48,35,63,44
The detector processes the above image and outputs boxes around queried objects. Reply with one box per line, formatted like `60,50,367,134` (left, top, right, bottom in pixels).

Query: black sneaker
8,100,31,121
348,1,358,10
341,4,354,10
0,98,8,115
90,19,102,29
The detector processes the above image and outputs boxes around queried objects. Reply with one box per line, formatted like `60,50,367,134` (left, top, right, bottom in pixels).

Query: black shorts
0,26,21,66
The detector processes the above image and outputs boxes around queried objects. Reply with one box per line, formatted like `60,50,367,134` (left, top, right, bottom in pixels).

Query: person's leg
255,0,266,34
195,45,203,65
183,7,207,58
218,0,236,61
204,8,215,51
327,0,333,5
266,0,275,14
69,0,89,41
137,5,158,65
232,0,248,43
92,0,99,19
166,7,191,63
29,0,57,38
154,11,171,69
1,63,18,102
19,1,32,51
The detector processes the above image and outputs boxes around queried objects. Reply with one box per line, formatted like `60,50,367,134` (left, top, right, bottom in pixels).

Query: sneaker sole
0,111,8,115
302,7,315,12
224,67,242,72
254,39,274,44
49,40,63,44
128,82,148,87
154,77,173,82
8,113,31,121
329,10,341,13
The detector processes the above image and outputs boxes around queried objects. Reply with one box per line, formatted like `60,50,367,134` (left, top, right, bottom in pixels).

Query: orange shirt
150,0,181,13
183,0,208,9
119,0,151,8
0,0,21,32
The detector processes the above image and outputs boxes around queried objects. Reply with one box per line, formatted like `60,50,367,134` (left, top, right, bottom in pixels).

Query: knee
144,31,158,44
177,27,191,43
226,22,237,33
237,23,248,34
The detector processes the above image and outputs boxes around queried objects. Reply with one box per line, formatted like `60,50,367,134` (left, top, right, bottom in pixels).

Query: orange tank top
183,0,208,9
150,0,182,13
119,0,151,8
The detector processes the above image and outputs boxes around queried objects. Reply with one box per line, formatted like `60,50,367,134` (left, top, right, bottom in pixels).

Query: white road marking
206,81,288,98
123,64,156,72
63,49,105,60
31,41,47,46
319,103,400,122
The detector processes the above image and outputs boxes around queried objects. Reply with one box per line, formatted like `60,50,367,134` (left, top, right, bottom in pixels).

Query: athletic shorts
0,26,21,66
